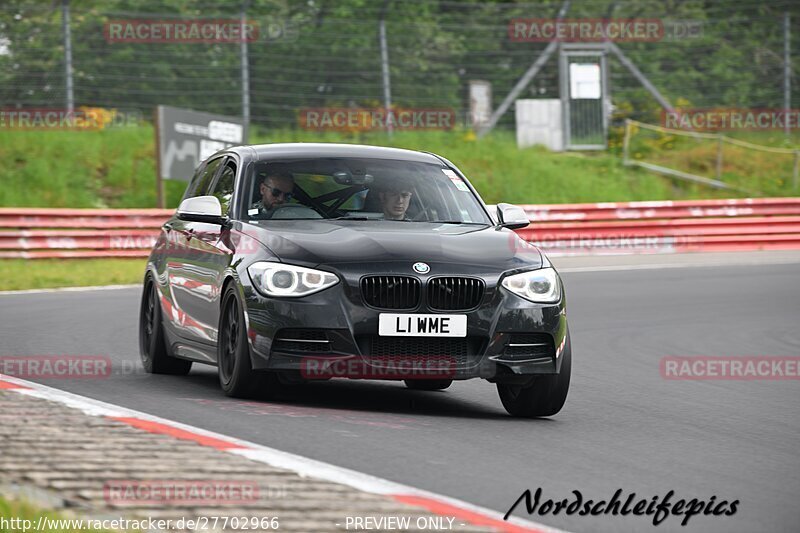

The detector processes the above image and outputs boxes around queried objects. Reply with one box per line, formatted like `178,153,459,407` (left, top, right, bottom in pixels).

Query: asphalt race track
2,253,799,533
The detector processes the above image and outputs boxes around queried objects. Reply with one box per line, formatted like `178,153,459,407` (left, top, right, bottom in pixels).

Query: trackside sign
156,105,247,181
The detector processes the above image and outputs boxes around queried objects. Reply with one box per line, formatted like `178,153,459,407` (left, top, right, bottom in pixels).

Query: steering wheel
269,204,324,219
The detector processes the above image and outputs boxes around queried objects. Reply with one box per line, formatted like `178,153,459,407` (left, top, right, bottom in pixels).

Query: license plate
378,314,467,337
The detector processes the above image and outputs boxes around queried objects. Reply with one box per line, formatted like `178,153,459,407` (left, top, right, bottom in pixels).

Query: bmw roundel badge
413,262,430,274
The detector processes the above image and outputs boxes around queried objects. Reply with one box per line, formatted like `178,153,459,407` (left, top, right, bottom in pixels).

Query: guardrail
1,198,800,258
516,197,800,255
0,208,171,259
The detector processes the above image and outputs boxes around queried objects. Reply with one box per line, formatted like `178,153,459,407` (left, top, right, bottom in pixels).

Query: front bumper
240,262,569,382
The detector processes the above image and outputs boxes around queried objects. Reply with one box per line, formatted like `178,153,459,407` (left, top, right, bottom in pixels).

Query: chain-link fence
1,0,799,133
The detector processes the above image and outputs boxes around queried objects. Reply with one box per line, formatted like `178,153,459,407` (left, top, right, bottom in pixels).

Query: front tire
497,338,571,418
404,379,453,391
139,275,192,375
217,284,272,398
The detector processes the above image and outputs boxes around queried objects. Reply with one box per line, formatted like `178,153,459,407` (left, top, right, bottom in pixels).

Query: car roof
226,143,446,165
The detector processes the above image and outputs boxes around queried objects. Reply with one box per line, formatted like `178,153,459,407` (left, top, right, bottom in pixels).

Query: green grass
3,122,798,209
0,123,760,210
623,124,800,197
0,497,117,532
0,125,185,208
0,259,146,291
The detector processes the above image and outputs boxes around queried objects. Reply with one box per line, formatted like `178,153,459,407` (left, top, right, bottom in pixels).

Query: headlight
501,267,561,303
247,262,339,297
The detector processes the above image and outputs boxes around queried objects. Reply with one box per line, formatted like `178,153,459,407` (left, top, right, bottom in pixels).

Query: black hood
240,219,542,271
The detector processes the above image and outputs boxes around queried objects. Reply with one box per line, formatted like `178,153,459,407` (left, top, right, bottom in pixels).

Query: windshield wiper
328,217,484,224
429,220,489,225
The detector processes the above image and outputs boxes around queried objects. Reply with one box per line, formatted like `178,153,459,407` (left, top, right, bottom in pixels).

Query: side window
184,157,224,199
181,163,205,201
211,162,236,215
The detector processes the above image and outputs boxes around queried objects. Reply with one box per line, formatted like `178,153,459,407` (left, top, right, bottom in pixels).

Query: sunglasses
269,187,294,201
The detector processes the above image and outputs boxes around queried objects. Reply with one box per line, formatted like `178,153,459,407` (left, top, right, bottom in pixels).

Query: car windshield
241,157,492,225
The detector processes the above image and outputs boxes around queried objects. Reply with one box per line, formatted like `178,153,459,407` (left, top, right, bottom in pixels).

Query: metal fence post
716,135,724,181
61,0,74,113
793,150,799,190
379,0,393,137
241,1,251,129
784,12,791,138
622,119,632,164
154,107,165,209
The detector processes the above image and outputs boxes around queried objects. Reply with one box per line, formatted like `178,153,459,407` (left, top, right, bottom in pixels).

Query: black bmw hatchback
139,143,571,417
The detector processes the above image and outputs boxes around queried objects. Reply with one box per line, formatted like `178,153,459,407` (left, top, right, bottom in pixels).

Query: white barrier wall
515,99,563,152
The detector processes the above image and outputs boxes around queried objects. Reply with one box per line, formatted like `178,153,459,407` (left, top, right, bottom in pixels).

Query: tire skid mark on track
0,374,567,533
180,397,431,430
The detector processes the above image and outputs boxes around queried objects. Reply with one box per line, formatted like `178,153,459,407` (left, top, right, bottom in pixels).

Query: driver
251,171,295,218
379,181,413,221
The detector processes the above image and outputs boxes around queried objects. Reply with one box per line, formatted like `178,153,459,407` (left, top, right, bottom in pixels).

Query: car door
175,156,239,349
165,155,225,347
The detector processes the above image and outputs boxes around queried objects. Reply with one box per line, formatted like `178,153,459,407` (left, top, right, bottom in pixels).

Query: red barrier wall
2,198,799,258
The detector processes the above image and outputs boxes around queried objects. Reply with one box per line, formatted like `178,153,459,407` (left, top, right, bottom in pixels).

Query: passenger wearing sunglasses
250,172,295,218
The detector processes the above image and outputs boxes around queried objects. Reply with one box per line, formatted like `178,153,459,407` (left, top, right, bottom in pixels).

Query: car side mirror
177,195,227,225
496,203,529,230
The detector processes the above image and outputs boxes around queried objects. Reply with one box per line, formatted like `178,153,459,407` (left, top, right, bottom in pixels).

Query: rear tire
404,379,453,391
139,275,192,375
497,337,571,418
217,284,274,398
